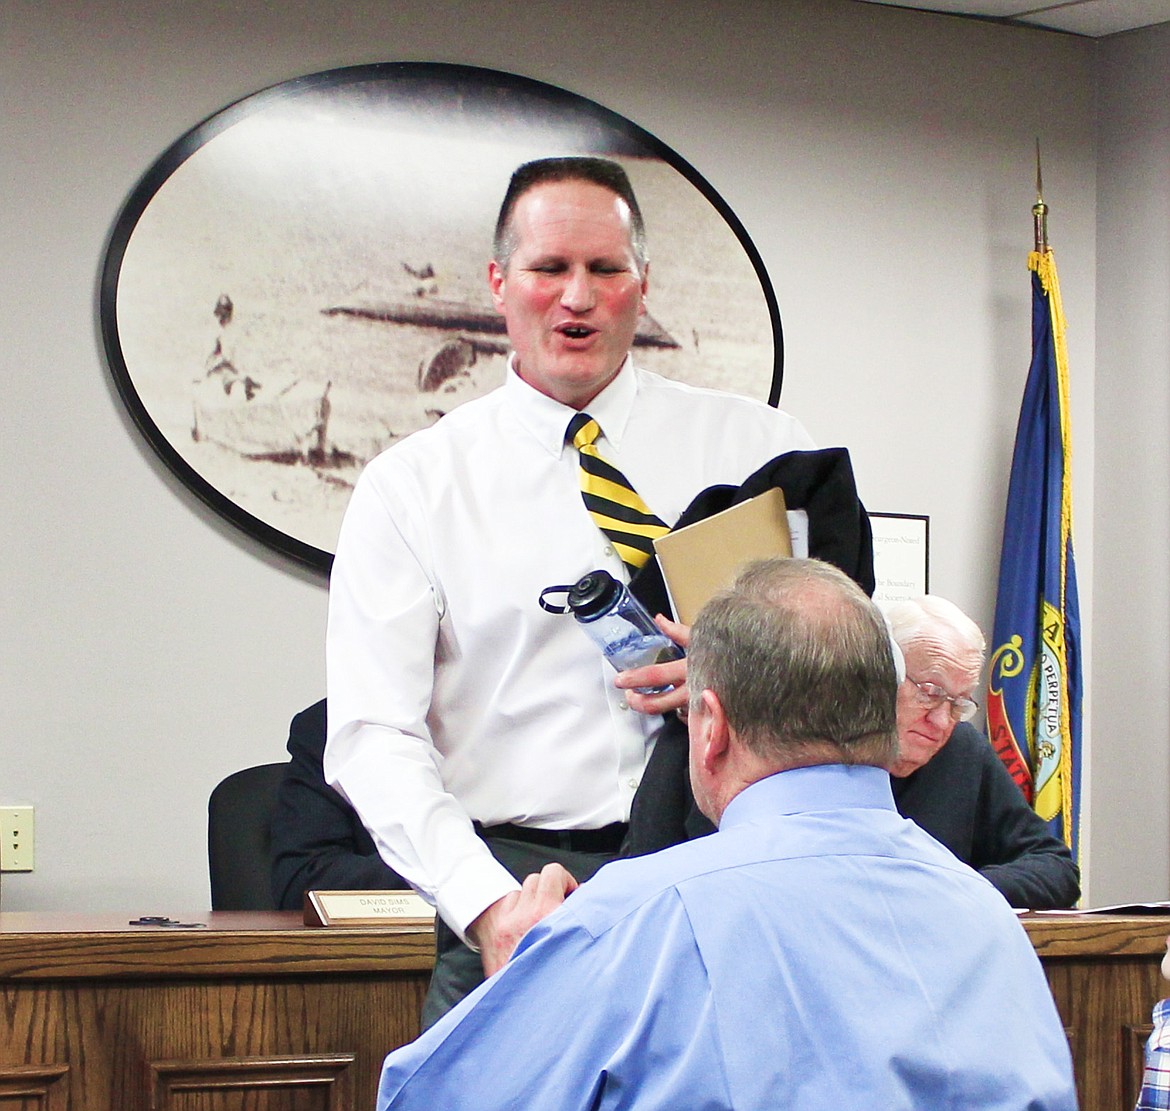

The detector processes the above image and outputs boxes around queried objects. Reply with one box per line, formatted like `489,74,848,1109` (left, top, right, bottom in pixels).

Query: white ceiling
856,0,1170,36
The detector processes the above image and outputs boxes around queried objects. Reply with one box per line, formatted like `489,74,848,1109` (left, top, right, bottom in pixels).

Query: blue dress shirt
377,764,1077,1110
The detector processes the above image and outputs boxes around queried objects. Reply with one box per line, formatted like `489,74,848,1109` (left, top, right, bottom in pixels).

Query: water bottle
539,570,683,694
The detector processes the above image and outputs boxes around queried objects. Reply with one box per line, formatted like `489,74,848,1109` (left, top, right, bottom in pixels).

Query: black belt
477,821,628,854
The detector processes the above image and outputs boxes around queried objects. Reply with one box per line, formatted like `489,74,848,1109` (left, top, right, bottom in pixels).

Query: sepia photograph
102,63,781,569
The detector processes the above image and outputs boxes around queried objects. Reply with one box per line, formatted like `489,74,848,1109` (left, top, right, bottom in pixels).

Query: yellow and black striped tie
567,412,669,574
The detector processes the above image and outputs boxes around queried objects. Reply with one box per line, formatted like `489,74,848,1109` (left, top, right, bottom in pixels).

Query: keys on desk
128,916,206,928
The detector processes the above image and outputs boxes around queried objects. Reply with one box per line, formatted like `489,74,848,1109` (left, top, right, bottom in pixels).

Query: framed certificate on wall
868,513,929,604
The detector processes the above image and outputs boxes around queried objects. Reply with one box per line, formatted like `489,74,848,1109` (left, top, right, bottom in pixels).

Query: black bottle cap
567,570,621,621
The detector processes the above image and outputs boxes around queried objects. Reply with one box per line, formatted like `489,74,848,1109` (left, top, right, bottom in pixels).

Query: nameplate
303,890,436,928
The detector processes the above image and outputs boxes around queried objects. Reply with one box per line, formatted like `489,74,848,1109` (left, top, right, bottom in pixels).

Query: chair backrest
207,762,287,911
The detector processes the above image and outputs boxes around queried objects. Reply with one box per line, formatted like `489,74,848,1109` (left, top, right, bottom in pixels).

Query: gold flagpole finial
1033,138,1049,253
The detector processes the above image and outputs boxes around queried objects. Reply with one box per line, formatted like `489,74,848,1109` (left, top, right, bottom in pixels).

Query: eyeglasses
907,678,978,723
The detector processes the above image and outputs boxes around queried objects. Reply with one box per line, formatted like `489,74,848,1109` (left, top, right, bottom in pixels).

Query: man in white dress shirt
325,156,814,1023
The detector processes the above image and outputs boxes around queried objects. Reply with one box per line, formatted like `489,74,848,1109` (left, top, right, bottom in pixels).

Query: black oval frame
100,62,784,573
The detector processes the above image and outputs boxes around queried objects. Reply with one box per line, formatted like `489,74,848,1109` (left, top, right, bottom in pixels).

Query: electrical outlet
0,807,34,872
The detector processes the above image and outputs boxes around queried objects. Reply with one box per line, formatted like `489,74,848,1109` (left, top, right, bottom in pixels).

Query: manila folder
652,487,793,625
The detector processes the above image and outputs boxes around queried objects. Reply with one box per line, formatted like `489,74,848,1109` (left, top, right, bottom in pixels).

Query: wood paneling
0,913,429,1111
150,1054,354,1111
1023,913,1169,1111
0,1064,68,1111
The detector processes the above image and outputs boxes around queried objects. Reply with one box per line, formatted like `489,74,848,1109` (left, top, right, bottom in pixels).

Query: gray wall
0,0,1162,910
1093,23,1170,905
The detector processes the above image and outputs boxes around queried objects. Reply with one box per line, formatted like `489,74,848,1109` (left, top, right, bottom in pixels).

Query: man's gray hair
493,156,649,274
884,595,986,676
688,558,898,766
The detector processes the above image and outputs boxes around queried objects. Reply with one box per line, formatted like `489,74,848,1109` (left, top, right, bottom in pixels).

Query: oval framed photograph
101,62,783,571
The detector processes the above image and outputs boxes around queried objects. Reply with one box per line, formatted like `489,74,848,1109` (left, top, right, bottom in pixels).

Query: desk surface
0,910,435,980
1020,910,1170,957
1,909,1166,974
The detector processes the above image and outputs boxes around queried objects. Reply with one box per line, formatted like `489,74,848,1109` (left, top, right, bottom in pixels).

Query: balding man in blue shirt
377,558,1077,1111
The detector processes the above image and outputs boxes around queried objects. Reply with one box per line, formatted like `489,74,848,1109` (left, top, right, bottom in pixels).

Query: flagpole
1033,139,1048,254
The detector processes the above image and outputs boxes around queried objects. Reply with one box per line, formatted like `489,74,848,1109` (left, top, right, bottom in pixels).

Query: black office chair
207,762,286,910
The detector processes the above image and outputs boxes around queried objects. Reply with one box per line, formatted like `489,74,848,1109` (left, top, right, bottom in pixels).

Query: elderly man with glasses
884,594,1079,910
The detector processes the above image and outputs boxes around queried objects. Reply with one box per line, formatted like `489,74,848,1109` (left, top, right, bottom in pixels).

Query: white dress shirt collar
504,355,638,458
